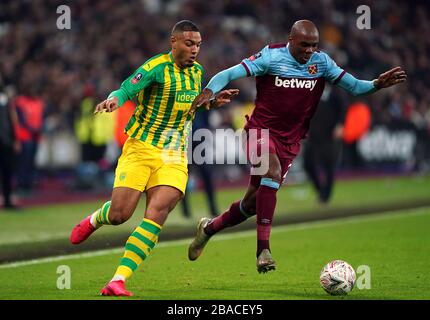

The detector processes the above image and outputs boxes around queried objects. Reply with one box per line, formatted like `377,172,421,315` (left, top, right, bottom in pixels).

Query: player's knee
241,198,256,216
263,167,282,183
108,206,132,225
109,214,128,225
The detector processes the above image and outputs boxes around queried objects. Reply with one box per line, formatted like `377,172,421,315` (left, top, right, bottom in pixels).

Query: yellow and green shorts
113,137,188,194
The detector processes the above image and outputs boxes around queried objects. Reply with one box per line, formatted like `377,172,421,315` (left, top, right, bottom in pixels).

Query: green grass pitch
1,207,429,300
1,175,429,247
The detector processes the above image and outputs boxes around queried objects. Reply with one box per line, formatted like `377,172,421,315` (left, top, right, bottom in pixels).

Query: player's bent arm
336,72,377,96
206,64,248,95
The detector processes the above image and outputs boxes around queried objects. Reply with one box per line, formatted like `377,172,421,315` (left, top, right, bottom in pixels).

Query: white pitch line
0,206,428,269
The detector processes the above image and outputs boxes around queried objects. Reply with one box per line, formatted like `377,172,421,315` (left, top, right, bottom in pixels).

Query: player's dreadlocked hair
172,20,199,34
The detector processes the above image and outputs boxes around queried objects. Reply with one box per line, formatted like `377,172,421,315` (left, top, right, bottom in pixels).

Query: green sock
113,218,162,280
91,201,112,228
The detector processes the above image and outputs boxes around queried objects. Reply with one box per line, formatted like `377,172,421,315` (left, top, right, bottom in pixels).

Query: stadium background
0,0,429,300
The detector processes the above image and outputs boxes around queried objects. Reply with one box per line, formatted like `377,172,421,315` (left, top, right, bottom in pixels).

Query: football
320,260,356,295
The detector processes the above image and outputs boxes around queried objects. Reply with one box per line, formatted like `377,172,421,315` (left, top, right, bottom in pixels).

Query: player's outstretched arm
373,66,407,89
336,66,407,96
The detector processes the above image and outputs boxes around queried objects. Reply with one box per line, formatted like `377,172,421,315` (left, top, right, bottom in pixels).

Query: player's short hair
172,20,199,35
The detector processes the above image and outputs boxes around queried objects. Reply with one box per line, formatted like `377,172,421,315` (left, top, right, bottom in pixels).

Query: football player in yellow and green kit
70,20,238,296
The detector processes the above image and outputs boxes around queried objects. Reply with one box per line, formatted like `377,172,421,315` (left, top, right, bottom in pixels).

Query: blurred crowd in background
0,0,429,201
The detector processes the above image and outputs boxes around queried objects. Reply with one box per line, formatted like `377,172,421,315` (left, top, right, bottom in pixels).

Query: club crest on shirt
308,64,318,75
131,73,142,84
249,52,262,61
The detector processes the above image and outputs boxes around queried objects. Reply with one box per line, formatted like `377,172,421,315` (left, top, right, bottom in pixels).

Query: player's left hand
212,89,240,108
374,67,407,89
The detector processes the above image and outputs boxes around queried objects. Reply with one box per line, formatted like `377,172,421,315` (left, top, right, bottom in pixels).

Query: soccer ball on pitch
319,260,356,295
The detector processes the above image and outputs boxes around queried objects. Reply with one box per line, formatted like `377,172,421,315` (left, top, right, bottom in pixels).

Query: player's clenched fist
94,96,120,114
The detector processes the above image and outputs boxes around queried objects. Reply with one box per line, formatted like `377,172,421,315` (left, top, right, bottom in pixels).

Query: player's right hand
190,88,214,113
94,96,119,114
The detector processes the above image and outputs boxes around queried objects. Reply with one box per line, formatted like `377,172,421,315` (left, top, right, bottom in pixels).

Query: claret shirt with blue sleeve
240,43,348,144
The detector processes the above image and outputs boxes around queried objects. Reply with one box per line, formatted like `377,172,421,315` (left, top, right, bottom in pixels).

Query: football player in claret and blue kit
188,20,407,273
